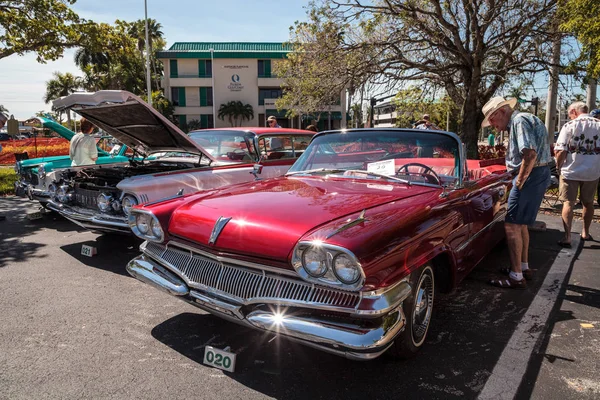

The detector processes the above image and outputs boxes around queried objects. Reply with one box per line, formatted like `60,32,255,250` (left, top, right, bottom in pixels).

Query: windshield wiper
342,169,411,185
286,168,346,176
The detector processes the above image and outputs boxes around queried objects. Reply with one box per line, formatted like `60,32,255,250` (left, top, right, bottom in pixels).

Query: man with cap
266,115,281,128
482,96,551,289
414,114,440,130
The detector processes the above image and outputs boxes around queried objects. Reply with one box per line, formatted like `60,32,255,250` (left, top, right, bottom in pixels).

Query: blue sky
1,0,311,119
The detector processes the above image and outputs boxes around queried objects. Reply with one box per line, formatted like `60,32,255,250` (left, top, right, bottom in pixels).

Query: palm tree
128,19,164,90
218,101,254,126
44,72,82,125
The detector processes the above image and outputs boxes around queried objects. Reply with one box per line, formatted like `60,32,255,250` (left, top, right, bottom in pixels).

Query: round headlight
333,253,361,284
97,193,112,212
136,214,150,234
302,247,328,277
57,185,70,203
151,217,163,238
121,195,138,216
38,165,46,179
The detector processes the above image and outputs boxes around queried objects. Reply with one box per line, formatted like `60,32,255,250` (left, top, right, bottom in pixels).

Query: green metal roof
157,42,291,59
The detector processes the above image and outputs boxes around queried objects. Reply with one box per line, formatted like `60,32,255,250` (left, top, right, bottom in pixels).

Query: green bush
0,167,17,195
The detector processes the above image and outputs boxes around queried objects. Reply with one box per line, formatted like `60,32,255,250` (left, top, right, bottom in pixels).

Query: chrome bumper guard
127,254,410,360
47,201,129,233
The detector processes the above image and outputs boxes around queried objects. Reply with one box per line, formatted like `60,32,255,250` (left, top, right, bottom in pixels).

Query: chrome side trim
456,209,507,253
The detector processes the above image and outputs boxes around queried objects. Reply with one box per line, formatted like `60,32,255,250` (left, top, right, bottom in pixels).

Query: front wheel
388,264,435,358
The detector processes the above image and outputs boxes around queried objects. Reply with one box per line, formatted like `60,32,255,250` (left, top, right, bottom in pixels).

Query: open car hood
52,91,215,160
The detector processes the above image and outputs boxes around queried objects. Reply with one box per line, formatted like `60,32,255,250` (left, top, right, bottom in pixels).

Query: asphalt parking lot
0,196,595,399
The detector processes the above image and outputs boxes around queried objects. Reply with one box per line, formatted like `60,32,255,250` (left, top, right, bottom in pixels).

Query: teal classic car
14,117,130,204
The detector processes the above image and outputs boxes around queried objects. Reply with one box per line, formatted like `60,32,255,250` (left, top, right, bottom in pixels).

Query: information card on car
203,346,236,372
367,159,395,176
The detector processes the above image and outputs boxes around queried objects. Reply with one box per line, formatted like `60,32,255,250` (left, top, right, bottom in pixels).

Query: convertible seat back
395,157,506,181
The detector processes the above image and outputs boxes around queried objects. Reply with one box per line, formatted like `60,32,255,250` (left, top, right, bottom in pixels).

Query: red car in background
126,128,512,360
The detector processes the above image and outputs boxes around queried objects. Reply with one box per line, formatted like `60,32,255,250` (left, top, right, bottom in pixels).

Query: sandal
499,267,534,281
557,240,572,248
489,277,527,289
581,235,594,241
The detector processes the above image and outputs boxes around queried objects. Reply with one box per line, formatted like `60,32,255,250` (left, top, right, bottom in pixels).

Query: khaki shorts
559,176,599,204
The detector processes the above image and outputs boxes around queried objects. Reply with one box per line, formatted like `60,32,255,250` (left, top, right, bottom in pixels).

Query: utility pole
144,0,152,106
586,78,597,111
545,29,562,144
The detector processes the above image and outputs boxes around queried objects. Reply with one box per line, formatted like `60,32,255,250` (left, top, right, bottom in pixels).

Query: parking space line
478,236,580,400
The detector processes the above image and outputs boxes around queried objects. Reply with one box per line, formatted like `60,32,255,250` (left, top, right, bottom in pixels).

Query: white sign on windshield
367,159,396,176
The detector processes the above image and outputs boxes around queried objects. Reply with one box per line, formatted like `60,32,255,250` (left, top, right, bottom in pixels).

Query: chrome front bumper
14,181,51,202
47,201,130,233
127,254,410,360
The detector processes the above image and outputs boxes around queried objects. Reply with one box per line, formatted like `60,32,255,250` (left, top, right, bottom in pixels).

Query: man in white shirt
69,117,98,166
555,101,600,245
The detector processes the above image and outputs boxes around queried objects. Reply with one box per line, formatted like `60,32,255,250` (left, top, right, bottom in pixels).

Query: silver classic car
46,90,314,233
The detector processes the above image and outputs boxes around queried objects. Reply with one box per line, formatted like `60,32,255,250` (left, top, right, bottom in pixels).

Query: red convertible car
126,128,511,360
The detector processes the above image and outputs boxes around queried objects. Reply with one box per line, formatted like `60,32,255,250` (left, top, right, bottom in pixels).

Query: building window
258,88,282,105
174,115,187,129
199,87,213,107
258,60,271,78
171,87,186,107
169,60,178,78
200,114,214,129
198,60,212,78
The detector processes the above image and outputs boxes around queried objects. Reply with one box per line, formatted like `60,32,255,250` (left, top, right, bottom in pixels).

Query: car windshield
287,129,461,187
189,130,256,163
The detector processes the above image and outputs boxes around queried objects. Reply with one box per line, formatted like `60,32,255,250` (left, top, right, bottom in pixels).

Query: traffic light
531,97,539,107
370,97,377,106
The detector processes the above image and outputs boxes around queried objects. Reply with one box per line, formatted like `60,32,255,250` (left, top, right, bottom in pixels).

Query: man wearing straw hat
481,96,551,289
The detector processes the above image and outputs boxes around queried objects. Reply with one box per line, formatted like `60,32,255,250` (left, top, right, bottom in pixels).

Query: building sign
264,99,276,107
224,65,249,92
227,74,244,92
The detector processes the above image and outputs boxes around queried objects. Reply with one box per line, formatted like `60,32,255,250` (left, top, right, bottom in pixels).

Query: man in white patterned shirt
555,101,600,246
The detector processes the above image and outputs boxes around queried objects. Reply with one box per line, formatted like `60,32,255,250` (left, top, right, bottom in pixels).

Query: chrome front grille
74,187,99,208
145,242,360,309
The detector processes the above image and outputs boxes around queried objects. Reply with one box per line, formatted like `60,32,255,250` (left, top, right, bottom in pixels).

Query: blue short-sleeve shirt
505,111,551,171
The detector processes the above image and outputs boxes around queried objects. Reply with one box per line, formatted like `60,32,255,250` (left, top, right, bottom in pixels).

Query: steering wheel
397,163,441,185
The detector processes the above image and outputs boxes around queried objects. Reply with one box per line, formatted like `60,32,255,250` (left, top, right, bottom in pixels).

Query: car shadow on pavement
59,234,143,277
0,197,85,268
148,227,568,400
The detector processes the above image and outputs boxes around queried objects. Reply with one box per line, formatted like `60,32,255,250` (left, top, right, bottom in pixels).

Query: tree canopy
277,0,559,157
559,0,600,78
0,0,83,62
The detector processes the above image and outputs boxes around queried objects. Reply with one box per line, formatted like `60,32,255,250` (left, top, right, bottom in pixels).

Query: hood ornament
209,216,232,245
326,209,368,239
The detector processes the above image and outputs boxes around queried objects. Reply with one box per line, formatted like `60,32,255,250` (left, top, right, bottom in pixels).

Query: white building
158,42,346,130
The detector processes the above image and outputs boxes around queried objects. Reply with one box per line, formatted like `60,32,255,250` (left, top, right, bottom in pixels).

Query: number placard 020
203,346,236,372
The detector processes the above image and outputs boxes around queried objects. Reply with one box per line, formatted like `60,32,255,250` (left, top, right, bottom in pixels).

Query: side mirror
250,164,263,180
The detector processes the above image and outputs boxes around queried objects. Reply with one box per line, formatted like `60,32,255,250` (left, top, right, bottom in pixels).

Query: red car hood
169,176,435,261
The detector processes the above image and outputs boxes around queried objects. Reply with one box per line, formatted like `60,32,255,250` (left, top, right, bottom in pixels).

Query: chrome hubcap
412,270,434,346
